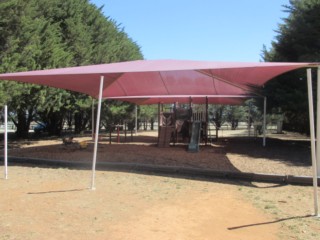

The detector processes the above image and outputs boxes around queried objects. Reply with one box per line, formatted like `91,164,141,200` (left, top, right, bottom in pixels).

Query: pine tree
0,0,143,137
261,0,320,133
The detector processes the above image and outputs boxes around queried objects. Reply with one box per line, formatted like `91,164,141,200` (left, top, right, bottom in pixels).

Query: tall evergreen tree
0,0,143,137
261,0,320,133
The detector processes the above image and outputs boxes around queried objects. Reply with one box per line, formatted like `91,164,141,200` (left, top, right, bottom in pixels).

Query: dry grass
239,182,320,240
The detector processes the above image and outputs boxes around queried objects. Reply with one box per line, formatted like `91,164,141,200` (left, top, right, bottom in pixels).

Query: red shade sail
1,59,319,196
0,59,317,104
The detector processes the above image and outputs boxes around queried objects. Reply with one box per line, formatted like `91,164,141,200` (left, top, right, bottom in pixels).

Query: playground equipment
157,103,209,150
158,112,175,147
188,121,201,152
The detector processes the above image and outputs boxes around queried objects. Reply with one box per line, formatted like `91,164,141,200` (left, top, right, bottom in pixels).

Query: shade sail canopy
1,59,319,209
0,59,317,104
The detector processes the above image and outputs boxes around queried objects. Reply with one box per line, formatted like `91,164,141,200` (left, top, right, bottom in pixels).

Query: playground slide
188,122,201,152
158,126,174,147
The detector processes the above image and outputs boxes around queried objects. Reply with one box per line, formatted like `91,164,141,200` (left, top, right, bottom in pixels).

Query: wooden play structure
157,100,214,151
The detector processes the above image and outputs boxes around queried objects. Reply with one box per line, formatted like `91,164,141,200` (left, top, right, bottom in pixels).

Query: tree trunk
74,111,90,134
47,112,64,136
14,110,30,138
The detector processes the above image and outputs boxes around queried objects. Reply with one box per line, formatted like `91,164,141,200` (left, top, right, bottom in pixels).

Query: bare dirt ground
0,130,320,239
1,167,281,240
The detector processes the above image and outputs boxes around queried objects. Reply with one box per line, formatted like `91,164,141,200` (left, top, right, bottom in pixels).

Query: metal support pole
117,126,120,143
135,105,138,135
307,68,319,216
158,102,161,138
317,66,320,176
248,101,251,137
263,97,267,147
124,122,127,142
205,96,208,145
91,76,104,190
4,105,8,179
92,99,95,141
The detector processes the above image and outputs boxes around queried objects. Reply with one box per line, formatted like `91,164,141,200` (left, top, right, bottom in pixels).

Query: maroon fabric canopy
1,59,319,196
0,59,316,104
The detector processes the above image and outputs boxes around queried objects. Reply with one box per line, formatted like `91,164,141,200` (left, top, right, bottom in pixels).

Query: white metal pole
158,103,161,138
4,105,8,180
92,99,95,141
248,101,251,137
135,104,138,134
91,76,104,190
307,68,319,216
91,99,94,141
316,66,320,176
263,97,267,147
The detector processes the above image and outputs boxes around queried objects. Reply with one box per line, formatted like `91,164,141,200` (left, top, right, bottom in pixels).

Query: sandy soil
1,167,280,240
0,131,319,239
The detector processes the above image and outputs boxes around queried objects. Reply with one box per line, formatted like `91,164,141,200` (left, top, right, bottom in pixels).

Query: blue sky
90,0,290,62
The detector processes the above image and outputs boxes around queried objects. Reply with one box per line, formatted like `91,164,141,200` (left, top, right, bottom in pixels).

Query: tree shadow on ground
3,159,260,188
218,137,311,167
2,133,313,180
